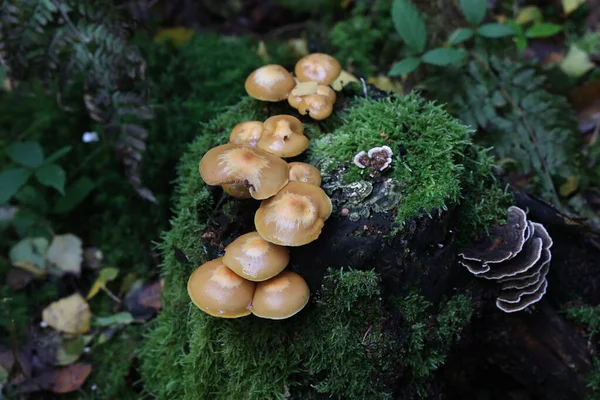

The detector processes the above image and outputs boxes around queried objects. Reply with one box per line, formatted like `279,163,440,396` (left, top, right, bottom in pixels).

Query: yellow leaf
559,45,595,78
367,75,403,94
47,234,83,275
559,176,579,197
516,6,543,25
331,70,359,91
154,27,195,48
257,41,270,63
290,81,318,97
13,260,47,277
286,38,309,58
87,267,120,300
42,294,91,334
562,0,586,15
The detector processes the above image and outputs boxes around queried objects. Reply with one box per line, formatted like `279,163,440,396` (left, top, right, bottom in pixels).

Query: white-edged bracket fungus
288,162,322,186
187,258,256,318
258,115,309,158
251,270,310,319
222,231,290,282
255,181,332,246
295,53,342,85
458,206,553,313
199,143,289,200
353,146,394,175
245,64,296,102
229,121,264,147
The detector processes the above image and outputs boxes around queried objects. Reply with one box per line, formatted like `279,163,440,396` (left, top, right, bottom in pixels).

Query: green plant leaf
95,312,135,327
389,57,421,76
0,168,31,204
45,146,72,164
0,65,6,83
448,28,474,45
515,6,543,25
477,23,515,38
525,23,563,38
421,48,467,66
6,141,44,168
391,0,427,53
53,177,96,214
35,164,66,195
459,0,487,25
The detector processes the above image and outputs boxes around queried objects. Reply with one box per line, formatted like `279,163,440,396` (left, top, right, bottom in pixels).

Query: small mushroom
316,84,336,103
199,143,289,200
257,115,309,158
229,121,264,147
251,271,310,319
245,65,296,102
222,182,251,199
255,181,332,246
288,162,322,186
222,232,289,282
297,94,333,120
295,53,342,85
187,258,256,318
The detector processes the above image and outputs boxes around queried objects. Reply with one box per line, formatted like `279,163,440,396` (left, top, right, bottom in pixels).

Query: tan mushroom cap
288,93,303,109
288,162,322,186
187,258,256,318
316,85,336,103
255,181,332,246
223,232,289,281
257,115,309,158
199,143,289,200
298,94,334,120
229,121,264,147
251,271,310,319
245,64,296,102
222,182,251,199
295,53,342,85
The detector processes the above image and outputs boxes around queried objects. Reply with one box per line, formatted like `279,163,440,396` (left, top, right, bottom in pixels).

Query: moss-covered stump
139,88,508,399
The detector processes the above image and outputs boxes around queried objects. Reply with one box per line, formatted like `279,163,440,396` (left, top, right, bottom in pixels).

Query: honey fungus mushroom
251,271,310,319
187,258,256,318
199,143,289,200
255,181,332,246
288,162,322,186
229,121,264,147
257,115,309,158
222,232,289,281
295,53,342,85
221,182,251,199
245,65,296,102
298,94,334,120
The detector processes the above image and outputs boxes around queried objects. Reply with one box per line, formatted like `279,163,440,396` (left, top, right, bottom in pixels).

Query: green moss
311,93,470,228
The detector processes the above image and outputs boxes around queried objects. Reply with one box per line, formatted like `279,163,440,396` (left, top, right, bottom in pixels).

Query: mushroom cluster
245,53,344,121
189,54,343,320
458,206,553,313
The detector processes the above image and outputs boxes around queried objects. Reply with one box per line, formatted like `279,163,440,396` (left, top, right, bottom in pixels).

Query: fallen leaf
563,0,586,15
256,40,270,63
560,176,580,197
286,38,309,58
331,69,360,91
6,268,34,290
138,280,163,310
367,75,403,94
83,247,103,270
516,6,543,25
290,81,318,97
54,335,92,367
49,363,92,394
46,234,83,276
154,27,195,48
95,312,135,327
42,294,91,334
9,237,49,277
125,281,160,321
559,45,596,77
87,267,120,300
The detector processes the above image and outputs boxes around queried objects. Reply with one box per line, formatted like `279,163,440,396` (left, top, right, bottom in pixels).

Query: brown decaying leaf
138,281,162,310
49,363,92,394
6,268,34,290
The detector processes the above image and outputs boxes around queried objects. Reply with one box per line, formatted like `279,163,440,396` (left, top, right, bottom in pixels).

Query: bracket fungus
258,115,309,158
222,231,290,282
458,206,553,313
251,271,310,320
255,181,332,246
294,53,342,85
288,162,322,186
199,143,289,200
245,64,296,102
353,146,394,175
228,121,264,147
187,258,256,318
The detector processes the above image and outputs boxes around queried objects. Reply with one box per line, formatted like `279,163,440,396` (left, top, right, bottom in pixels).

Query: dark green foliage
396,292,472,395
310,94,471,227
275,0,340,14
426,51,582,206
